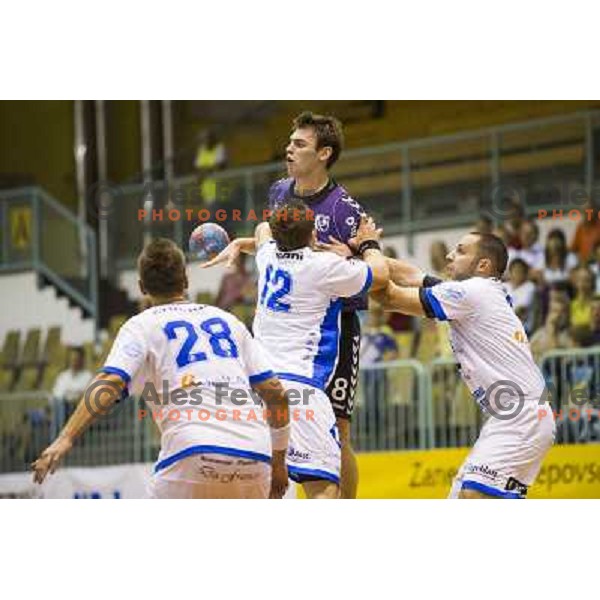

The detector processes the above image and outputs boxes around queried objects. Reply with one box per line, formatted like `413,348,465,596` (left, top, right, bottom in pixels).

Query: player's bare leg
458,489,496,499
303,480,340,499
337,417,358,499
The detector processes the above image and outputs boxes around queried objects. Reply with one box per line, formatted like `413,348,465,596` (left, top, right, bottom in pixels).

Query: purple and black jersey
268,177,368,311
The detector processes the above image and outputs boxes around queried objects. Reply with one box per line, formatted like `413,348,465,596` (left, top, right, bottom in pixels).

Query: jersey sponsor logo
315,214,331,232
276,251,304,260
439,286,466,302
464,462,499,481
505,477,528,496
288,446,311,462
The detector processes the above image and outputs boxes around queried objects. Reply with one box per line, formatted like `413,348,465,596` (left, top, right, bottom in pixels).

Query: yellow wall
0,100,75,207
354,445,600,499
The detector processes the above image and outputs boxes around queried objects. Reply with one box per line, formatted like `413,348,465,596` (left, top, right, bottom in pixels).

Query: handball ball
189,223,230,261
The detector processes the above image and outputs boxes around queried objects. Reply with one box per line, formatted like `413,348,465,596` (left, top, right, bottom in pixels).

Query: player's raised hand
315,236,353,258
349,216,383,250
269,451,289,499
199,240,241,269
31,435,73,484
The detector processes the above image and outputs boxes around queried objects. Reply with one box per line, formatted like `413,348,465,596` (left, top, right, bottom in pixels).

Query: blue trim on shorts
249,370,275,385
154,445,271,474
288,465,340,485
461,480,523,499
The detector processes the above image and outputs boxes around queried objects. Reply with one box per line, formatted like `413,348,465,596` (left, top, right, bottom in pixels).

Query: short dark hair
472,232,509,278
269,200,314,252
138,238,186,297
292,111,344,168
509,257,529,273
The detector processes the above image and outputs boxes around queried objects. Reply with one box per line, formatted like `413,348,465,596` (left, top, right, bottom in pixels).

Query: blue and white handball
189,223,230,261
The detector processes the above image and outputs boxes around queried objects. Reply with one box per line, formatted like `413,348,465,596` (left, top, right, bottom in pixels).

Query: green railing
2,347,598,473
0,187,98,326
105,109,599,268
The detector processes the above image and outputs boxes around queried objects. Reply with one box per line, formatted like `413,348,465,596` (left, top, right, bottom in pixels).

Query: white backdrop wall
0,218,579,346
0,273,94,347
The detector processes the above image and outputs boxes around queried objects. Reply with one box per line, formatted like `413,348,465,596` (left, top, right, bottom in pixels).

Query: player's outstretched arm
252,376,290,499
199,237,256,269
31,373,126,484
385,257,427,287
371,281,426,317
351,216,389,291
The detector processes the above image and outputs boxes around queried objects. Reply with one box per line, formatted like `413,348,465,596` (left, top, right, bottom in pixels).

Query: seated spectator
360,305,399,431
52,347,93,402
473,215,494,235
530,292,572,360
589,241,600,291
588,295,600,347
52,347,94,427
505,258,535,328
215,254,253,310
384,246,416,333
360,304,399,366
499,195,525,250
509,220,544,273
571,199,600,263
570,265,596,328
429,240,448,278
542,228,579,286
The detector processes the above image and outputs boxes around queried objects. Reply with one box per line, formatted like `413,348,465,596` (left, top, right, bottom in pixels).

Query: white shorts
283,380,341,486
147,453,271,499
449,401,556,499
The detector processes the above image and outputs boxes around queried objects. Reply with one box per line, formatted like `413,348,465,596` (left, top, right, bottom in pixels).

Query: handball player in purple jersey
205,112,369,498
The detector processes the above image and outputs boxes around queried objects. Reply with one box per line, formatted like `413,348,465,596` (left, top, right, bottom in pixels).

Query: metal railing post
402,147,413,255
585,113,594,197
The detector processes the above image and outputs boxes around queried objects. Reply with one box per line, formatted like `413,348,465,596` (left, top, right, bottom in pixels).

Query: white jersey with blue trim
253,241,372,389
101,302,275,469
422,277,545,405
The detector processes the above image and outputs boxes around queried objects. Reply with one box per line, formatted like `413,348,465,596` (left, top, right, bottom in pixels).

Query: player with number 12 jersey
252,201,388,498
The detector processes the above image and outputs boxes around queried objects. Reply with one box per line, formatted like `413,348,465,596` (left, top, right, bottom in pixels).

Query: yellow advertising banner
9,206,32,251
355,445,600,499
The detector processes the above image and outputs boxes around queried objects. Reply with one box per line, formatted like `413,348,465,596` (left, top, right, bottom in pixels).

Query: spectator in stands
429,240,448,278
194,128,227,207
542,228,579,286
505,258,535,329
530,292,572,360
473,215,494,235
589,241,600,291
570,265,596,328
360,304,399,366
510,220,544,274
52,347,93,426
215,253,253,311
571,199,600,262
499,196,525,250
360,304,398,434
589,295,600,346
